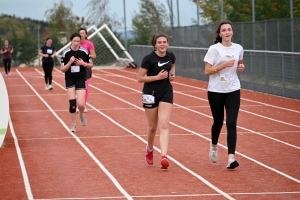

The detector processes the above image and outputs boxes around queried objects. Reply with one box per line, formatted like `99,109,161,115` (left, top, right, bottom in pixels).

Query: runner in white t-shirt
204,20,245,169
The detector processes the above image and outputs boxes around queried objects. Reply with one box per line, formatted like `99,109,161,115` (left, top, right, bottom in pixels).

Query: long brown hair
214,20,234,44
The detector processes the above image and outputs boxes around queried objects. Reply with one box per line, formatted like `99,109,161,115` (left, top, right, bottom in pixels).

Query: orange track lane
0,67,299,200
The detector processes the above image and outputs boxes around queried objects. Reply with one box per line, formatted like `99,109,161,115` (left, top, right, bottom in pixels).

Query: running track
0,67,300,200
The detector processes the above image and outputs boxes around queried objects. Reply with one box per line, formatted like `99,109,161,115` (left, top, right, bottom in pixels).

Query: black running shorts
142,88,173,109
65,79,86,90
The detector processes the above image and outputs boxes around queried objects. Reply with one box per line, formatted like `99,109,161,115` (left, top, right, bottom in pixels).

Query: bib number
47,49,53,54
142,94,155,104
220,73,233,82
71,65,80,73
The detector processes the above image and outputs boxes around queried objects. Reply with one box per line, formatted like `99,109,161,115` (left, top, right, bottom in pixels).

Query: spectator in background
0,40,13,76
39,37,56,90
78,27,97,112
204,20,245,169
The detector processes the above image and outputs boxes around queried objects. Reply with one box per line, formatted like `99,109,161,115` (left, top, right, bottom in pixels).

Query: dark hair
148,33,169,49
214,20,234,44
70,33,81,41
78,27,88,39
45,37,52,45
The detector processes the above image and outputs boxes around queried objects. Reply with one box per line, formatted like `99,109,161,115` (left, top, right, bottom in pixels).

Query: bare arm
169,64,176,82
204,59,234,76
89,49,96,59
137,67,169,83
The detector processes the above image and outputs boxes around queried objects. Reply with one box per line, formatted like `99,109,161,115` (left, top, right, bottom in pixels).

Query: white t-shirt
204,42,244,93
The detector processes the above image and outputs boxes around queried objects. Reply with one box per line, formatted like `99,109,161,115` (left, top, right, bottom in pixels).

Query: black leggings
3,58,11,74
208,90,240,154
42,61,54,85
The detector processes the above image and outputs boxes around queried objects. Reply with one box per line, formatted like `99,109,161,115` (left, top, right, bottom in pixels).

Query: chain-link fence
172,18,300,52
129,45,300,100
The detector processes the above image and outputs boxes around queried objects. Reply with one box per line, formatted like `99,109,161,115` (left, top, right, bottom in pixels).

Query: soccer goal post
56,24,135,69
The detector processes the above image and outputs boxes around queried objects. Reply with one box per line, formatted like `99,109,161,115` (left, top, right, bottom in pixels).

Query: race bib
142,94,155,104
71,65,80,73
220,73,233,82
47,49,53,54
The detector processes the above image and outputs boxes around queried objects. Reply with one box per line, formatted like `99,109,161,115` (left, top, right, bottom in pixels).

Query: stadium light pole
176,0,180,26
123,0,128,50
220,0,224,20
290,0,294,52
252,0,256,50
196,0,199,25
38,25,40,66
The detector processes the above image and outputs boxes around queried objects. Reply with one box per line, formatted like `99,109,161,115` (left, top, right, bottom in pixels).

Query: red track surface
0,67,299,200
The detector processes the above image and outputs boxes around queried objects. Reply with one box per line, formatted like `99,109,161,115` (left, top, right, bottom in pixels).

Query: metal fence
129,45,300,100
172,18,300,52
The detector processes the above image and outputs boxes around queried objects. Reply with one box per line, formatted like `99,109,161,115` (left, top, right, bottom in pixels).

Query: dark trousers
207,90,240,154
42,61,54,85
3,58,11,74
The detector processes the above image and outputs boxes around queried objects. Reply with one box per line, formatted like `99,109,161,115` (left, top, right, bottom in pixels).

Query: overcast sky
0,0,197,30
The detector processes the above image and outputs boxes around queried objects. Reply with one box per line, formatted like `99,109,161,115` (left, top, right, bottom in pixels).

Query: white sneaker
209,142,218,163
48,85,53,90
227,157,239,169
79,113,87,126
45,84,49,90
70,124,76,132
84,106,88,113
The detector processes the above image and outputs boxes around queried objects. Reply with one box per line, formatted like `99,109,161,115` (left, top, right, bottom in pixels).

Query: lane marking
18,69,133,200
8,116,34,200
89,72,300,184
112,69,300,113
95,72,300,149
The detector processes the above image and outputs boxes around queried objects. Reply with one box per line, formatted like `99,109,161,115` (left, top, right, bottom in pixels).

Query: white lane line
49,69,235,199
9,116,34,200
18,69,133,200
101,70,300,128
90,74,300,184
95,73,300,149
108,69,300,114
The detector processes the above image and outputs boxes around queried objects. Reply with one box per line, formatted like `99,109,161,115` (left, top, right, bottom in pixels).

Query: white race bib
142,94,155,104
71,65,80,73
47,49,53,54
220,73,233,82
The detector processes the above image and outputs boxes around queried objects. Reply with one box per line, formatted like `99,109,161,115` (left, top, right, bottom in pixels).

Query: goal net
56,24,135,69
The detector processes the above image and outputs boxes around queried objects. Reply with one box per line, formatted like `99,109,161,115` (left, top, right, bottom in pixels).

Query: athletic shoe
84,106,88,113
70,124,76,132
145,146,154,165
8,72,11,76
209,142,218,163
161,156,169,169
79,113,87,126
227,157,239,169
48,85,53,90
45,84,49,90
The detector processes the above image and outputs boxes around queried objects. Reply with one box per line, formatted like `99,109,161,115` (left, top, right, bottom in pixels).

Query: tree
44,0,79,31
130,0,171,45
192,0,300,24
85,0,121,28
10,25,37,65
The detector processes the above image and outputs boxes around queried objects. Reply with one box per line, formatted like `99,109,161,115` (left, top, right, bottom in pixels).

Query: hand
74,58,85,66
169,73,175,82
70,56,76,63
225,59,235,68
157,69,169,80
237,63,245,72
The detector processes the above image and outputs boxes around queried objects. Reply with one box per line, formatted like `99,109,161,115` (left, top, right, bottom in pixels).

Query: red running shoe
161,156,169,169
146,146,153,165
